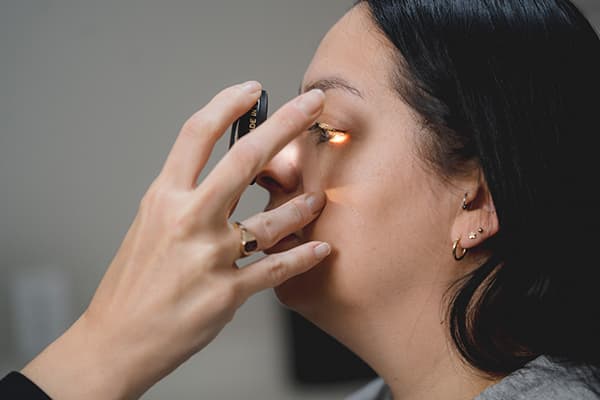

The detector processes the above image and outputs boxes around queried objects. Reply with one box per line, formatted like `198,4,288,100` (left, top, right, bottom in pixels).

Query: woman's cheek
276,139,386,308
274,181,383,313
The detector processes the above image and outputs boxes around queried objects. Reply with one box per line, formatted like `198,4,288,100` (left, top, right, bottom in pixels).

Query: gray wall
0,1,357,399
1,1,598,399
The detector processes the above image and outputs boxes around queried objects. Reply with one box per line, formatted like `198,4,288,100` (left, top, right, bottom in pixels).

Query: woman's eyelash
308,123,331,144
308,122,349,144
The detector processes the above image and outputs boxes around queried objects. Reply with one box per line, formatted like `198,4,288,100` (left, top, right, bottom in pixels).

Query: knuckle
260,213,278,246
139,183,167,212
139,183,197,241
169,211,194,240
288,200,305,225
181,112,218,139
197,238,227,265
266,256,288,287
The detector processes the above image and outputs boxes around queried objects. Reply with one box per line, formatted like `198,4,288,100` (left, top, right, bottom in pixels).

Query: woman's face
258,5,461,324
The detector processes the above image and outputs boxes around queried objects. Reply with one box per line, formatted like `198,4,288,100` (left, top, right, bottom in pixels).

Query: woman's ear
450,175,499,251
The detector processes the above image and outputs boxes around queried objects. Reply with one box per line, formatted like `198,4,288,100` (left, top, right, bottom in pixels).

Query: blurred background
1,1,598,399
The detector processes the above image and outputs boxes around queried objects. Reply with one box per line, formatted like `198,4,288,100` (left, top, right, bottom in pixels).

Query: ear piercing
452,238,468,261
455,193,485,260
461,193,469,210
468,227,485,240
453,228,484,261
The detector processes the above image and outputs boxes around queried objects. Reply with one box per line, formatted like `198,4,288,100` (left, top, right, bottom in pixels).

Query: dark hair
357,0,600,377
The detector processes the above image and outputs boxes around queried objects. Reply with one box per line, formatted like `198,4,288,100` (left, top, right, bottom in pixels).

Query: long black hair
357,0,600,376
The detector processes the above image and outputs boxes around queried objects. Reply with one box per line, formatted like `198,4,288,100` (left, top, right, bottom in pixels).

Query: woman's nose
255,144,301,195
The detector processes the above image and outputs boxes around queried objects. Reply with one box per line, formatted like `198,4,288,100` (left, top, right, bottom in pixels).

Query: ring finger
230,191,326,257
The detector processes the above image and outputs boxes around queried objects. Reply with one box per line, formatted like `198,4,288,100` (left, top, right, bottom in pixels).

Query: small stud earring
468,227,484,240
462,193,469,210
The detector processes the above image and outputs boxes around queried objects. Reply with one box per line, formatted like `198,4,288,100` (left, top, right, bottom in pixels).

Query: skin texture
257,5,500,400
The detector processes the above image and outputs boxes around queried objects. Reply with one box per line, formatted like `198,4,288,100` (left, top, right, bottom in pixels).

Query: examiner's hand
21,82,329,400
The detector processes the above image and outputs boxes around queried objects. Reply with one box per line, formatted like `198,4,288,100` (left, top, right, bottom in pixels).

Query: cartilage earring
461,193,469,210
468,227,484,240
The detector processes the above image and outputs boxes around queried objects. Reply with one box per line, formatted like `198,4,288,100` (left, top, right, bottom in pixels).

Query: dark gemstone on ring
244,240,258,253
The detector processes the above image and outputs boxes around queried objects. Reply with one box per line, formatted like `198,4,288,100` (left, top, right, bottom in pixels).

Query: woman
2,0,599,399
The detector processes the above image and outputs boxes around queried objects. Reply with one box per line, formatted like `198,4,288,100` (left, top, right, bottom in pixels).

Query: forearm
20,314,138,400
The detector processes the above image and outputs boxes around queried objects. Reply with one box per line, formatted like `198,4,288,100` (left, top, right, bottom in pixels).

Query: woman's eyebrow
299,77,364,99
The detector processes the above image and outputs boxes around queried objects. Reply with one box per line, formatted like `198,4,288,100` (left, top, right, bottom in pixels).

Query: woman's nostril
258,176,280,189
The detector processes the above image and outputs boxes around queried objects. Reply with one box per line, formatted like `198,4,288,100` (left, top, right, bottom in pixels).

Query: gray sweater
345,355,600,399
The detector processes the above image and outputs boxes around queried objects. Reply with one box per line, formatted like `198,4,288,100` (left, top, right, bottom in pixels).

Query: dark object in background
286,310,377,384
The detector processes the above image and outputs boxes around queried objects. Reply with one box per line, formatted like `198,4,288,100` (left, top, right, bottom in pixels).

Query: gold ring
232,221,259,258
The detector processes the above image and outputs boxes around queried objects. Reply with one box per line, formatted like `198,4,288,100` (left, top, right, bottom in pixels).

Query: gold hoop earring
452,238,468,261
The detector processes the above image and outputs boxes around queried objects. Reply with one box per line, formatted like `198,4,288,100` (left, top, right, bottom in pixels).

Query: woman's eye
308,123,331,144
308,123,349,145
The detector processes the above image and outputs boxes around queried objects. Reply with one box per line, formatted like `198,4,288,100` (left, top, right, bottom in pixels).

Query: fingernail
241,80,261,93
296,89,325,116
314,242,331,259
306,192,325,214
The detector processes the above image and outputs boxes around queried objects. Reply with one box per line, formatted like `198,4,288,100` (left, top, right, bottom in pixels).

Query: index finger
196,89,325,217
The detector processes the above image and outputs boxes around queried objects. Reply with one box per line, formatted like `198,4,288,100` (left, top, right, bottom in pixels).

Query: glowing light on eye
329,132,349,144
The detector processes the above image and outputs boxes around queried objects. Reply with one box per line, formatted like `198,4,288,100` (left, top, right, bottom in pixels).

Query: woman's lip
263,233,301,254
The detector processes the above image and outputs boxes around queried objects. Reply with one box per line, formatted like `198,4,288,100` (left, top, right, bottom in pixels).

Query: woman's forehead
302,5,397,101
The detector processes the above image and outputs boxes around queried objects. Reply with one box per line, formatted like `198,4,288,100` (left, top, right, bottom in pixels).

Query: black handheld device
228,90,268,185
229,89,268,150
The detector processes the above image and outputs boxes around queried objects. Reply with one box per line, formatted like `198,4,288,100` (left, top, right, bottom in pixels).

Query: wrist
21,313,137,400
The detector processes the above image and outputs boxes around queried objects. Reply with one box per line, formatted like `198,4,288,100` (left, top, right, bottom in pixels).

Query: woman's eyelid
316,122,348,134
311,121,351,145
